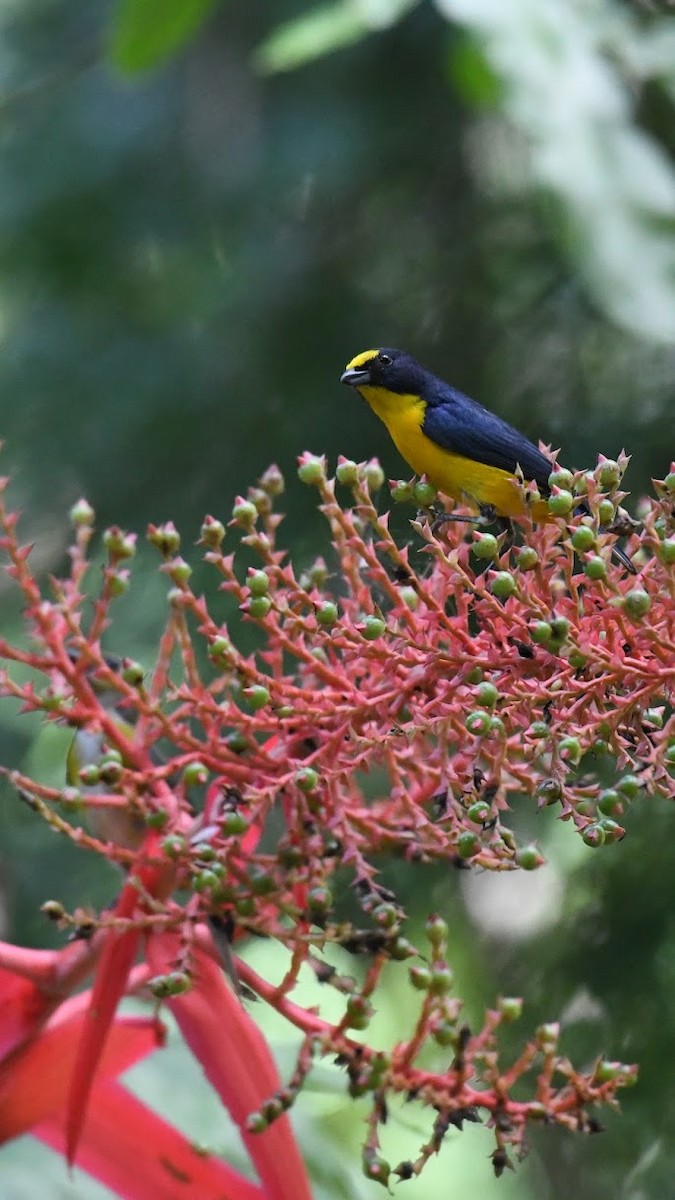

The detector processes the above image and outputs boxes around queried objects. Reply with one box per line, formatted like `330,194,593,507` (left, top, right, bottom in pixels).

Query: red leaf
146,933,314,1200
38,1079,264,1200
0,1013,162,1142
0,967,53,1061
66,830,175,1165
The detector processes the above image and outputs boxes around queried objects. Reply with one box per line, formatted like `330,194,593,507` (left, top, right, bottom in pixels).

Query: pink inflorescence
1,449,671,1184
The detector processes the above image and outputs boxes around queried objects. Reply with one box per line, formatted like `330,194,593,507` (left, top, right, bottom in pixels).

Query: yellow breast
358,384,546,520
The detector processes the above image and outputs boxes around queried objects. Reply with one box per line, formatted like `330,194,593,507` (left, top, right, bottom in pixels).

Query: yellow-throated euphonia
341,346,634,569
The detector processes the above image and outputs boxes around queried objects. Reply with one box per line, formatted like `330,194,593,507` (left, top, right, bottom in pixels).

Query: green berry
335,458,360,486
532,621,552,645
475,681,498,707
182,761,209,787
316,601,338,627
231,500,258,527
548,490,575,517
516,845,544,870
457,830,481,858
107,570,130,597
568,648,588,669
409,965,432,991
248,595,272,619
516,546,539,570
467,801,492,823
121,659,144,686
548,468,574,491
530,721,549,739
582,823,606,848
147,522,181,555
248,570,269,596
295,767,319,793
363,460,385,491
220,811,248,836
490,571,517,599
473,533,498,560
584,556,607,581
597,788,622,816
623,589,650,620
659,537,675,564
70,498,95,526
244,685,271,710
297,455,326,485
616,774,641,800
465,710,491,736
559,736,582,764
362,615,386,640
200,515,226,547
413,480,437,507
571,526,596,553
644,708,664,729
429,963,454,995
536,1022,560,1051
390,480,414,503
597,460,621,489
498,996,523,1022
398,586,418,610
597,499,615,526
149,971,191,998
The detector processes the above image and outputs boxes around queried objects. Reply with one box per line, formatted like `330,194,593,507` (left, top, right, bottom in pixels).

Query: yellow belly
360,384,547,520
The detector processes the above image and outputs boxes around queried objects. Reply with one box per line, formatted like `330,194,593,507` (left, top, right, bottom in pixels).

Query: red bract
1,452,670,1189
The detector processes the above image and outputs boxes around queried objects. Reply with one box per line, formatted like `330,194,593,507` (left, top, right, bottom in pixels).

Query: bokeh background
1,1,675,1196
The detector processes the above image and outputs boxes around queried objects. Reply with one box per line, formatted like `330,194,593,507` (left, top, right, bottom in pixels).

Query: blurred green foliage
1,0,675,1196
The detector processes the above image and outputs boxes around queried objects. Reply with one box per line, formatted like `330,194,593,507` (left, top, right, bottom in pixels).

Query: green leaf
110,0,219,73
435,0,675,343
255,0,418,76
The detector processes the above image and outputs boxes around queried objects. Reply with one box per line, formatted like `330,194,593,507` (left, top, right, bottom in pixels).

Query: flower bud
200,515,226,547
335,458,360,487
390,480,414,503
297,454,326,486
363,460,385,491
70,498,95,526
147,522,181,556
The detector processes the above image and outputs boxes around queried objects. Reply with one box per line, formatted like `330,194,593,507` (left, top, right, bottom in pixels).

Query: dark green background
1,2,675,1196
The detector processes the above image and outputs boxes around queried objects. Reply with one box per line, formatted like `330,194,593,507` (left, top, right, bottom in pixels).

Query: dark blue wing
422,383,552,493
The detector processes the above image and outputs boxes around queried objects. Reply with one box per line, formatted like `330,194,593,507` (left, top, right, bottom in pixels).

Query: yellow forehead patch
345,349,379,371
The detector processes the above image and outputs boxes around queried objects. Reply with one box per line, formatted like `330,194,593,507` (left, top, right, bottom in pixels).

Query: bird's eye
378,353,392,366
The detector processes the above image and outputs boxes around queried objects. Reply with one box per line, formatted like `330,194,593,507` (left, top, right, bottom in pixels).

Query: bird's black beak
340,366,371,387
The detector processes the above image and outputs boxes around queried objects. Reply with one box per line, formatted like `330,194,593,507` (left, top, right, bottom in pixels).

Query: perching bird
340,347,634,570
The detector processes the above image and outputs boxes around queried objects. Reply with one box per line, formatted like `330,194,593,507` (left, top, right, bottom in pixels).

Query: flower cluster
1,448,672,1194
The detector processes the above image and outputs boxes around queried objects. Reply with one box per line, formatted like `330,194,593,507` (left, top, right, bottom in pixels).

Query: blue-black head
340,348,430,394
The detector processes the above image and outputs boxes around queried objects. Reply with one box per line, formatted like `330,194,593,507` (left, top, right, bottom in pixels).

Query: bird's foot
427,503,499,535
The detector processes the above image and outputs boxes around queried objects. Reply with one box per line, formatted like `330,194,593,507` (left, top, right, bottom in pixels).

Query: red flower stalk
1,449,671,1190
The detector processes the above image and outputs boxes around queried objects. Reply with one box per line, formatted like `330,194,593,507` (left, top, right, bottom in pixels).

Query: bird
340,346,635,570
